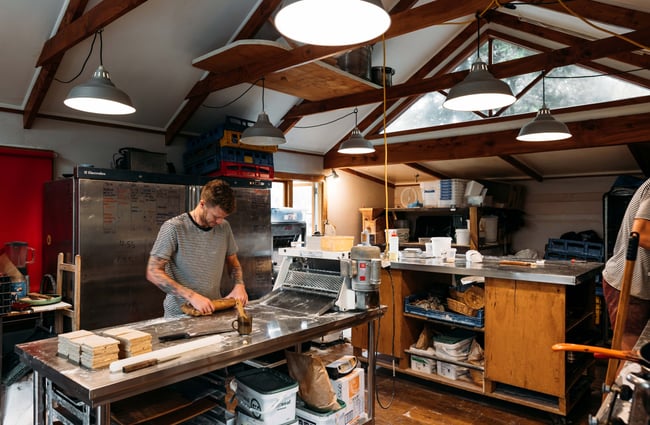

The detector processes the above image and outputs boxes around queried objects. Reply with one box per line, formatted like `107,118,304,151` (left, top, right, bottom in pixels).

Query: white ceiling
1,0,649,183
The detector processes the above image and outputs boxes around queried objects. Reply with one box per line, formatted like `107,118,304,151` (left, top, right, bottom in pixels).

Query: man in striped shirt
603,179,650,350
147,179,248,318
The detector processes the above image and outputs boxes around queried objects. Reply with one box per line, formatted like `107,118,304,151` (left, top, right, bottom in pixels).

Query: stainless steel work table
16,303,385,425
390,256,603,285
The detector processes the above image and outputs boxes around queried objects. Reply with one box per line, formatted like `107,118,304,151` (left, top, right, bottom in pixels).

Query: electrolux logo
84,170,107,176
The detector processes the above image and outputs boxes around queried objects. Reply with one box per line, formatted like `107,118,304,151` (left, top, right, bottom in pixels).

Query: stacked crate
544,238,604,262
0,275,12,314
183,116,276,179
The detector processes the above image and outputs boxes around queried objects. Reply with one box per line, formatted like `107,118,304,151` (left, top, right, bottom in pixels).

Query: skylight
386,38,650,133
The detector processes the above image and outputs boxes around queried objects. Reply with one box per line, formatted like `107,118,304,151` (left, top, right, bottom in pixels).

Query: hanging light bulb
443,15,515,112
338,108,375,154
274,0,391,46
241,78,286,146
64,30,135,115
517,76,572,142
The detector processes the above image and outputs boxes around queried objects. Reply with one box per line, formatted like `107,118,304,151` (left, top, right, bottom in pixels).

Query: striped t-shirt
603,179,650,300
150,212,238,317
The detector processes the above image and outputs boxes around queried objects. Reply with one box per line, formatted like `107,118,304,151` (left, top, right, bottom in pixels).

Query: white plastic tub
233,368,299,424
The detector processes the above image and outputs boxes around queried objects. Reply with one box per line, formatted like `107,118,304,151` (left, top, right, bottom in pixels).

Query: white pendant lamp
338,108,375,154
443,16,515,112
241,78,286,146
274,0,391,46
64,31,135,115
517,76,572,142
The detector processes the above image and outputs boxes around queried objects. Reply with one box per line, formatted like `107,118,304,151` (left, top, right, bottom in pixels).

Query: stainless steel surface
391,256,603,285
44,177,186,329
219,184,273,300
16,304,384,424
43,172,273,330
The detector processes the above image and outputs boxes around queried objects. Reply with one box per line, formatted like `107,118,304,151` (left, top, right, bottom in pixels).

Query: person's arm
633,197,650,250
224,253,248,305
632,217,650,250
146,255,215,314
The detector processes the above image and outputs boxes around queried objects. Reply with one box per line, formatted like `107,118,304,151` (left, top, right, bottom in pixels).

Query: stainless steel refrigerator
43,167,272,330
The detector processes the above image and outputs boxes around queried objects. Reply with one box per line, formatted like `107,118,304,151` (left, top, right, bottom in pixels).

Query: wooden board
111,387,192,425
193,39,379,101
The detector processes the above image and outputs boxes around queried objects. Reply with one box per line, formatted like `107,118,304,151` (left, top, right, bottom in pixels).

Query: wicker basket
446,298,478,317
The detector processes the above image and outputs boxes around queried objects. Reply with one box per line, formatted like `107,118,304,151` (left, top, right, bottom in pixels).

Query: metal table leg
367,318,376,424
34,370,46,425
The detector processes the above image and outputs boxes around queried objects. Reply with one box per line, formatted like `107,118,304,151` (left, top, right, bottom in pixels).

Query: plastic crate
184,147,274,176
405,294,484,327
207,162,274,180
544,239,604,262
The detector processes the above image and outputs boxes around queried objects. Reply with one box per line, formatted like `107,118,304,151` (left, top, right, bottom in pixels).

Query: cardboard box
329,368,365,423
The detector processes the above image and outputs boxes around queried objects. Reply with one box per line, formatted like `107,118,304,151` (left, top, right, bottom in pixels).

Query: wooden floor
315,342,606,425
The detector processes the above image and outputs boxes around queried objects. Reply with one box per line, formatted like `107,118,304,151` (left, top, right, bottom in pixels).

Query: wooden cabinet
352,266,596,417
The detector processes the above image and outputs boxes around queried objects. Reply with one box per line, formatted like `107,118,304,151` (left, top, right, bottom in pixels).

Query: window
386,38,650,133
271,179,323,235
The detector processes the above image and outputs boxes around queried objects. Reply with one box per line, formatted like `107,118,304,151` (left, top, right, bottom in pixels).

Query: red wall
0,146,54,292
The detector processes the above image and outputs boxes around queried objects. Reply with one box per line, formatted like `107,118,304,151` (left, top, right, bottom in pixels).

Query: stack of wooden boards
57,327,152,370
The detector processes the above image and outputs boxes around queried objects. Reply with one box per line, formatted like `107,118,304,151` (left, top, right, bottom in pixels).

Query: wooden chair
56,253,81,331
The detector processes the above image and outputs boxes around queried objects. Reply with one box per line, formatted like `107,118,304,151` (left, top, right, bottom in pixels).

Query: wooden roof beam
23,0,89,129
288,26,650,119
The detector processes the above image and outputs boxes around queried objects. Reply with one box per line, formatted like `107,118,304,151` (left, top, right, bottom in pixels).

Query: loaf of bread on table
181,298,237,316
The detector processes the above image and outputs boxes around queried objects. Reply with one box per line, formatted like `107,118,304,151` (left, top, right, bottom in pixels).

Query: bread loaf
181,298,237,316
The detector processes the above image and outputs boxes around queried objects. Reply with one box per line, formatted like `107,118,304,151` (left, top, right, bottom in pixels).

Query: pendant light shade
443,60,516,111
274,0,391,46
516,107,572,141
338,108,375,154
443,14,515,112
64,65,135,115
240,78,286,146
241,112,287,146
517,76,571,142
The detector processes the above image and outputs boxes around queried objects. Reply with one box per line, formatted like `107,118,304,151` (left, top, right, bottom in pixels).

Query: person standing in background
602,178,650,350
147,179,248,317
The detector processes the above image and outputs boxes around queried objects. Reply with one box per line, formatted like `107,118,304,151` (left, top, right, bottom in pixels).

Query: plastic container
429,237,452,257
420,182,438,207
410,354,436,374
437,361,469,380
320,236,354,252
295,399,346,425
433,331,474,360
455,228,470,246
438,179,468,208
233,368,299,423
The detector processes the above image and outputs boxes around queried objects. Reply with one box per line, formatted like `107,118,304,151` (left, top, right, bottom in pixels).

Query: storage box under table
296,399,347,425
329,368,365,423
234,368,298,424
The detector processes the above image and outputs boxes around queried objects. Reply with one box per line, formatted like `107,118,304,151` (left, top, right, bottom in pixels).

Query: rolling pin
498,260,537,267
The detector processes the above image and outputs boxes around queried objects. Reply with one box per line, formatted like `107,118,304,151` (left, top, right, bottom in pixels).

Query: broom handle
605,231,639,386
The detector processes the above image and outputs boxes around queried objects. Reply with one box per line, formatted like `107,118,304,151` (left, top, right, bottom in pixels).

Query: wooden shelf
193,39,380,102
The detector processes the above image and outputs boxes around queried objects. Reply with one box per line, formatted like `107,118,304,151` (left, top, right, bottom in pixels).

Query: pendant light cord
261,77,266,111
55,30,102,84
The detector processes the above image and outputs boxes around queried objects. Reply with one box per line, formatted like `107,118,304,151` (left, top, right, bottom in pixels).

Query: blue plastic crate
545,239,604,262
404,294,484,328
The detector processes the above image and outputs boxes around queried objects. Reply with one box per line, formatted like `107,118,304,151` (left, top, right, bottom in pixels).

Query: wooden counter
352,257,603,418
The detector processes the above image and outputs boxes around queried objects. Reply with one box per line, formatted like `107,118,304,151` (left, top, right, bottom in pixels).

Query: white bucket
430,237,452,257
455,229,470,246
480,216,498,243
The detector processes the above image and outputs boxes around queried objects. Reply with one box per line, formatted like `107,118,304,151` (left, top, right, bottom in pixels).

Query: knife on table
158,327,233,342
